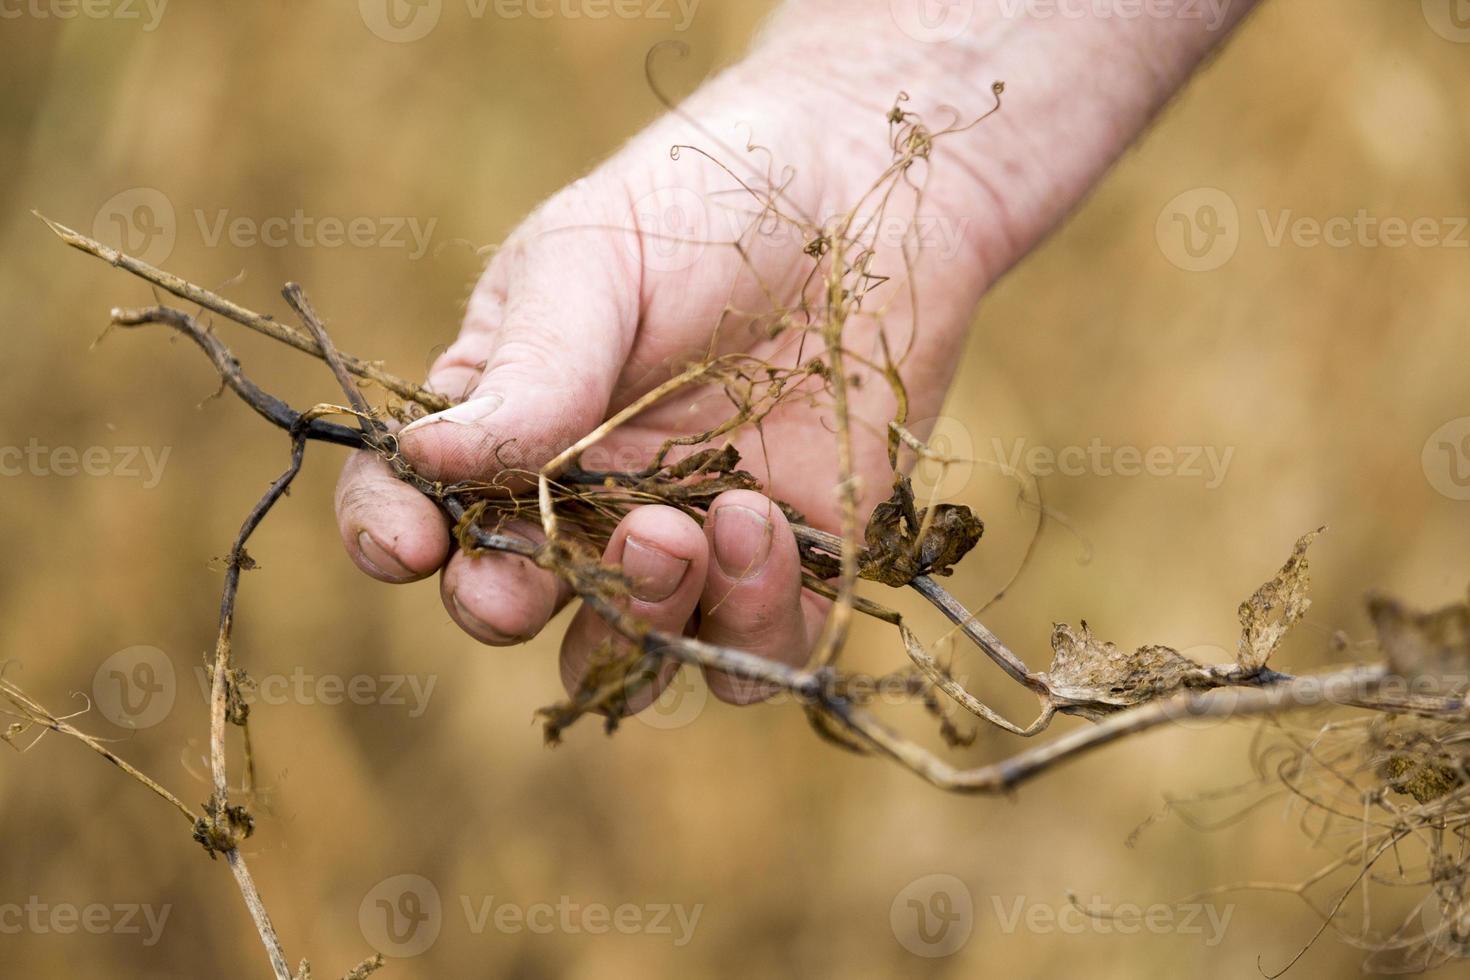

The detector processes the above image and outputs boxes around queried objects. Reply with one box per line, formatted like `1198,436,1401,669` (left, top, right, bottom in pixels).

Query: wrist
745,0,1263,287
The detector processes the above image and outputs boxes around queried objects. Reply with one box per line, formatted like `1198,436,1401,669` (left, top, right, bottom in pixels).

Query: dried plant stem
18,71,1469,973
0,678,198,824
38,213,448,414
228,849,293,980
83,289,1470,803
839,666,1436,793
196,433,307,980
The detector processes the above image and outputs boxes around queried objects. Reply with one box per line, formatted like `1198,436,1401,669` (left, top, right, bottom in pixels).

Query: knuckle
429,335,491,377
335,481,385,524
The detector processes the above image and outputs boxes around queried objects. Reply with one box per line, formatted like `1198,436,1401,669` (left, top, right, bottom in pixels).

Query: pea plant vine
5,78,1469,978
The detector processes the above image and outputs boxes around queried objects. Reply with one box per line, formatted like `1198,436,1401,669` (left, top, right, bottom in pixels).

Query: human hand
334,0,1257,710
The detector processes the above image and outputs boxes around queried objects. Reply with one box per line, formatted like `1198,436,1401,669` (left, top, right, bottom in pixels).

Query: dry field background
1,1,1468,977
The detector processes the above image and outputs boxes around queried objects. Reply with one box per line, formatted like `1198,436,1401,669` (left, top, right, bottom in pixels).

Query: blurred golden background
2,1,1468,977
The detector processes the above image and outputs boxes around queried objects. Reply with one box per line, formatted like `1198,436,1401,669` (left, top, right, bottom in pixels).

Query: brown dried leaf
663,444,741,479
1375,722,1468,804
859,476,983,588
535,639,648,744
629,445,768,512
1237,527,1324,672
1369,592,1470,694
1045,622,1212,720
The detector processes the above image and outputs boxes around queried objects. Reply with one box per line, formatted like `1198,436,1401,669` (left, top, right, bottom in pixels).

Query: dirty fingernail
356,530,415,582
712,505,773,580
451,592,520,645
401,392,506,436
622,536,690,603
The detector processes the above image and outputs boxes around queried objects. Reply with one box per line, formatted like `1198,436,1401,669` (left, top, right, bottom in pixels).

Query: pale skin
334,0,1261,709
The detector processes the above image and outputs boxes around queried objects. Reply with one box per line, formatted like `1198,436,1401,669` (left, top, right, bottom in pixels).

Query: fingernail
356,530,415,582
450,592,520,645
401,392,506,437
622,536,690,603
712,505,773,580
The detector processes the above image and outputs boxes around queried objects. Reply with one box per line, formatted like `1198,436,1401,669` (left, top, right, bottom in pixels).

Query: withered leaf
1369,592,1470,694
1376,724,1468,804
631,445,788,517
798,543,843,581
664,444,741,480
858,476,983,587
1237,527,1324,672
1045,622,1212,719
536,639,653,744
648,469,764,506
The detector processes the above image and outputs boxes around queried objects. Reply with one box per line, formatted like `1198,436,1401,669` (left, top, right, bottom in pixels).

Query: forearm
748,0,1263,287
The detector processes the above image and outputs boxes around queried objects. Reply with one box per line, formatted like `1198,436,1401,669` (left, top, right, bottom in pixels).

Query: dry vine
6,82,1469,976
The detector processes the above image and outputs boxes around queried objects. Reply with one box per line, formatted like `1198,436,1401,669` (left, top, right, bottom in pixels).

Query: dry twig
12,87,1468,976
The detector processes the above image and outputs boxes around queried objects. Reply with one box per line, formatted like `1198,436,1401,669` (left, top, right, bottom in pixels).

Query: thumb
400,188,641,484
